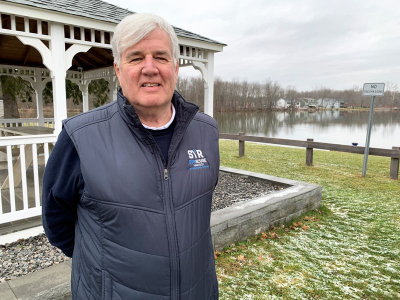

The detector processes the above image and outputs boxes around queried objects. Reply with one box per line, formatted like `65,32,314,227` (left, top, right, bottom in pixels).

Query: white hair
112,13,179,67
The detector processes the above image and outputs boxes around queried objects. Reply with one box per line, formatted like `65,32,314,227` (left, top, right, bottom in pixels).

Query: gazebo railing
0,118,55,128
0,135,56,224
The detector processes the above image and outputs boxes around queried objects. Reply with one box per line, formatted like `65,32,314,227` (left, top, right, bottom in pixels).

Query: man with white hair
42,13,220,300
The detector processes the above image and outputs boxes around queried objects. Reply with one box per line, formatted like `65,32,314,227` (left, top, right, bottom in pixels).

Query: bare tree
263,79,281,109
285,85,298,110
386,82,399,109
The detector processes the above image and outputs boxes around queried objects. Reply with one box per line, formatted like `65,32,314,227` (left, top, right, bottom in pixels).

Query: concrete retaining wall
212,167,322,250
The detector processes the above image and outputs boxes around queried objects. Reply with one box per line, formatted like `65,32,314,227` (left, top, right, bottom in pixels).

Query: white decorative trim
0,135,56,147
178,37,224,52
0,28,51,40
191,61,208,85
65,44,92,70
16,36,52,70
179,45,208,62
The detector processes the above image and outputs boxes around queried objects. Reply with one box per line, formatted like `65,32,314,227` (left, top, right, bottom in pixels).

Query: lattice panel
66,71,83,80
83,68,113,80
0,65,50,79
64,25,113,49
0,13,51,40
179,45,207,63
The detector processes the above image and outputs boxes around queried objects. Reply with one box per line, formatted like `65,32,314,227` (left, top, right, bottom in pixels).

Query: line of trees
177,77,400,111
1,75,399,118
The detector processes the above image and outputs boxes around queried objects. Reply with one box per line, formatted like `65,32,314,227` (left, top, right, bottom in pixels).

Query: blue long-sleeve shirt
42,129,84,257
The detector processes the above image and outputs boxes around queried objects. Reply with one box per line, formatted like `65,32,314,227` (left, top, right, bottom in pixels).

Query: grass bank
217,140,400,299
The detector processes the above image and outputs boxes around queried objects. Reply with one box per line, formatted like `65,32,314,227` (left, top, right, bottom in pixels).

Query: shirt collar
142,104,176,130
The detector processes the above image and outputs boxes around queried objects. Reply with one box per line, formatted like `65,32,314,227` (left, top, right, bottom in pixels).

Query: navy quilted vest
63,91,219,300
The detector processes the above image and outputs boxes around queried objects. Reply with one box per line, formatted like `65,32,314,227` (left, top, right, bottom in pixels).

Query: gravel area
0,172,282,282
212,172,281,211
0,235,67,282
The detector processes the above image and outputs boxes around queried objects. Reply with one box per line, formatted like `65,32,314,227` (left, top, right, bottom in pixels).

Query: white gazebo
0,0,225,224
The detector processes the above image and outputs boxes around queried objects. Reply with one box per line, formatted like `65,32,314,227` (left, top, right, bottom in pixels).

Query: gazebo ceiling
0,35,45,68
0,34,113,71
71,47,113,71
1,11,114,71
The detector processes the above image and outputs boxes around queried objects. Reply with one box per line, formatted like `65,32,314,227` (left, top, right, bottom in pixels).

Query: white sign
363,83,385,96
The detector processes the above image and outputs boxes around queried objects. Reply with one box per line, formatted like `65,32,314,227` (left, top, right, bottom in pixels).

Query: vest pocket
102,270,112,300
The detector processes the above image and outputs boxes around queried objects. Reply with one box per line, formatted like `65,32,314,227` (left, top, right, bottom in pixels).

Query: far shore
10,106,400,119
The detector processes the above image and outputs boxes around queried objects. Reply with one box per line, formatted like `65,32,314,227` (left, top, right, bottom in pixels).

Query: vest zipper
162,164,180,299
151,103,198,300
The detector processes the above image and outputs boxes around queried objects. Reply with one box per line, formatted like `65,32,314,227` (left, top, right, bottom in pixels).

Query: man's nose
142,56,159,76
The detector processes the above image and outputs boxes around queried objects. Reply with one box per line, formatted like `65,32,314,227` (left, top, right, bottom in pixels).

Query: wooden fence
220,132,400,180
0,135,56,224
0,118,54,128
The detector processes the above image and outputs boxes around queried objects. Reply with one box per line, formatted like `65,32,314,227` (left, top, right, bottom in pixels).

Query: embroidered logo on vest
188,149,209,170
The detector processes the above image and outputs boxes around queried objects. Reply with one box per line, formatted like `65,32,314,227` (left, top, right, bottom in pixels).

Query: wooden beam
239,132,245,157
23,47,31,65
306,139,314,166
72,57,82,68
87,49,110,65
390,147,399,180
74,54,96,68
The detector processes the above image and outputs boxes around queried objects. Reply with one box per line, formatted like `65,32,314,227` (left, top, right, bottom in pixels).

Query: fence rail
0,118,54,128
220,132,400,180
0,135,56,224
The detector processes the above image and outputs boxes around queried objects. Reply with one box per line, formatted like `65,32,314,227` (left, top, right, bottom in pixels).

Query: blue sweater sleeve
42,128,84,257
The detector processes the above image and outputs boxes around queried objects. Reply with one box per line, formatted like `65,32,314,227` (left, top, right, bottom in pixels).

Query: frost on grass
216,189,400,299
217,141,400,299
271,271,305,289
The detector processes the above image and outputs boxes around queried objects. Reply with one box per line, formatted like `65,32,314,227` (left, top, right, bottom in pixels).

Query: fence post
390,146,399,180
239,132,245,157
306,138,314,166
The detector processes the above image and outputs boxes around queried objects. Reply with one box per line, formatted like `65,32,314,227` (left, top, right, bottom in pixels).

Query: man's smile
141,83,161,87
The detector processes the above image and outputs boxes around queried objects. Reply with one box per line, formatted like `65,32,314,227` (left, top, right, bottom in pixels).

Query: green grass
216,140,400,299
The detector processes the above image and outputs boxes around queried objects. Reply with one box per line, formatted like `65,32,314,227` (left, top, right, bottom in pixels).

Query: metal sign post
362,83,385,177
362,95,375,176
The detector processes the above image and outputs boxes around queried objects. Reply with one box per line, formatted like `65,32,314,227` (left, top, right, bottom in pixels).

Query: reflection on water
215,110,400,149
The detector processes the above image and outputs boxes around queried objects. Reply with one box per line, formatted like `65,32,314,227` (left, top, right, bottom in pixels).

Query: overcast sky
104,0,400,91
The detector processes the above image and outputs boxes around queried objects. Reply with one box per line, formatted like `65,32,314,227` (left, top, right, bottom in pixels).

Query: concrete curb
1,167,322,300
1,262,71,300
211,167,322,250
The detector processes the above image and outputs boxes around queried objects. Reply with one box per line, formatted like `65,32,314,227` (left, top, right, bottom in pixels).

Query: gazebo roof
2,0,226,46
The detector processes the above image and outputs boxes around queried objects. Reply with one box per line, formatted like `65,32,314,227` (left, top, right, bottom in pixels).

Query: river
214,110,400,149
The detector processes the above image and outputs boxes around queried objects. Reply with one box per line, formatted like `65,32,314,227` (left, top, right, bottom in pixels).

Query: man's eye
156,57,168,62
130,58,142,62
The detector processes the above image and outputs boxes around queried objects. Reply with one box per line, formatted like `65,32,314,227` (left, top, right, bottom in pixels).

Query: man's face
114,29,179,111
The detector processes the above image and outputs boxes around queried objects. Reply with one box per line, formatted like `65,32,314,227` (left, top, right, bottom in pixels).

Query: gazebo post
204,52,215,117
109,67,118,101
35,68,45,126
82,81,89,112
50,23,68,135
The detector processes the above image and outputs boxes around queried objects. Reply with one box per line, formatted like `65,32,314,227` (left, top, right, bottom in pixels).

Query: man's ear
174,60,179,79
114,62,120,78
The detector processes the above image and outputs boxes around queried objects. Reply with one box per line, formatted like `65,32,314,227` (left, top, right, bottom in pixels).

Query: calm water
215,110,400,149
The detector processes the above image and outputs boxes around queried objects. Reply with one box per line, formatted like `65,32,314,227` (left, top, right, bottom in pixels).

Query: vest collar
117,89,199,153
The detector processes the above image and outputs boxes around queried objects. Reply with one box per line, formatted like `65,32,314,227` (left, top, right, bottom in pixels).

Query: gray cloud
106,0,400,91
